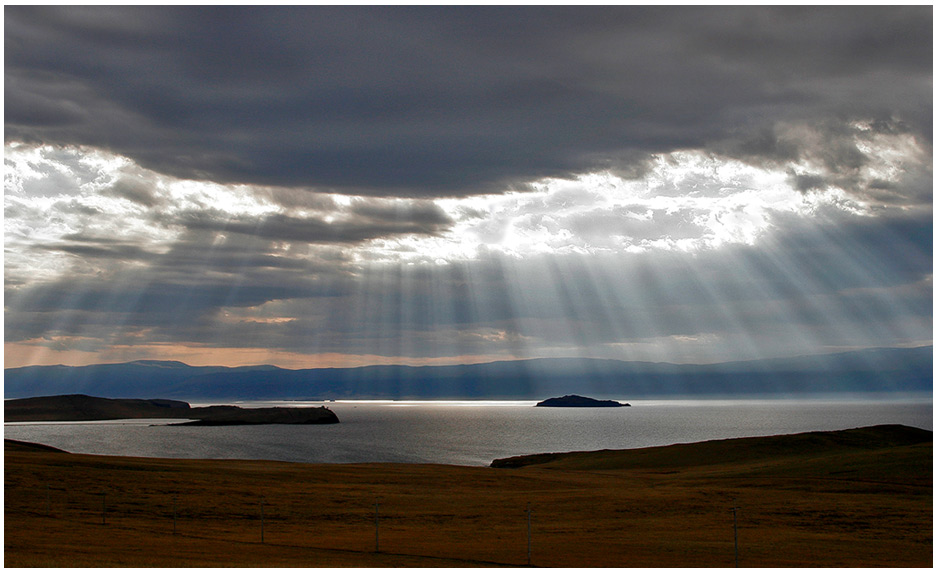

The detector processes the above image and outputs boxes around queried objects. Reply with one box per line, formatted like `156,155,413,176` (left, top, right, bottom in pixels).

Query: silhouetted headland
4,394,339,425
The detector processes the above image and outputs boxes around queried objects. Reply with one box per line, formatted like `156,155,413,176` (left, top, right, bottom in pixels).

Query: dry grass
4,428,932,567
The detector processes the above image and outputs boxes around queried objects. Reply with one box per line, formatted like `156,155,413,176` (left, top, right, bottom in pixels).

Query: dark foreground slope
5,425,931,567
491,424,932,470
4,394,338,425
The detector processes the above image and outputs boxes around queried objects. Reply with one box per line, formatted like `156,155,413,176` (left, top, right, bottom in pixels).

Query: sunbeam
4,6,930,400
4,9,931,570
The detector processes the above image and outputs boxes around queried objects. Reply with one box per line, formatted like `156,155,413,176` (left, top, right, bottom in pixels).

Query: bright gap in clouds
3,120,931,368
6,120,915,275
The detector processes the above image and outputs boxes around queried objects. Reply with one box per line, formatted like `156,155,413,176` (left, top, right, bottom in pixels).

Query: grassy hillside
4,425,931,567
491,424,932,471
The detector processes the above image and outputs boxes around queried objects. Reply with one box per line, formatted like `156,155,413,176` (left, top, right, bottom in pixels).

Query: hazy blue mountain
3,346,931,401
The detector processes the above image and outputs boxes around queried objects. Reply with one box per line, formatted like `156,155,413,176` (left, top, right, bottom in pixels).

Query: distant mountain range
3,346,932,401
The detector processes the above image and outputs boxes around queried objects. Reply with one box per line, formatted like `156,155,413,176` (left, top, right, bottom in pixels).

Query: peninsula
4,394,339,425
535,395,628,407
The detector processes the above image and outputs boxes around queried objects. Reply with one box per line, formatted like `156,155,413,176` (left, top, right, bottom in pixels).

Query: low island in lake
535,395,629,407
169,405,339,426
4,394,339,425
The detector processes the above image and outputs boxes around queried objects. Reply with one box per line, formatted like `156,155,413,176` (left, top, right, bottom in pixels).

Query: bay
4,397,932,467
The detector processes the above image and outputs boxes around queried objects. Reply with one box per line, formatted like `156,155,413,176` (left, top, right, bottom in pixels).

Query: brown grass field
4,425,932,567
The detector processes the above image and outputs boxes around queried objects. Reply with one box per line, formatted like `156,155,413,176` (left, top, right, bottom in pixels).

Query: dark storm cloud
349,200,453,227
5,6,931,197
171,204,453,245
102,176,163,207
788,172,828,193
35,240,155,262
34,234,321,274
4,260,352,343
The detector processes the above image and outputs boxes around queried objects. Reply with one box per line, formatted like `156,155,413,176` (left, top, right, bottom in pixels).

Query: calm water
5,398,932,466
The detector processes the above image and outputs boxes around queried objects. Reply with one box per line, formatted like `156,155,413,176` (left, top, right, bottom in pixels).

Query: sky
4,6,933,370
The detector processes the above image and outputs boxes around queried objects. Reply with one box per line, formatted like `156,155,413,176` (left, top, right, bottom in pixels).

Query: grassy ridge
4,425,932,567
491,424,932,470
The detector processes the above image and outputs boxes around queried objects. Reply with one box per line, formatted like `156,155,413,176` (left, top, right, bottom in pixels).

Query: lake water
4,398,932,467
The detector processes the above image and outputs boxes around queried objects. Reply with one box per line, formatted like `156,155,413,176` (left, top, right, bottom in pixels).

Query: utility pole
731,504,739,568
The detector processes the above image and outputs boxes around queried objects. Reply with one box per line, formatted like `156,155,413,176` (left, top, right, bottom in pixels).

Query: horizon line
5,343,932,371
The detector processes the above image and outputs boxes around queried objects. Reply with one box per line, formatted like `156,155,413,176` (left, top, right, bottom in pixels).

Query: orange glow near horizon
3,341,520,370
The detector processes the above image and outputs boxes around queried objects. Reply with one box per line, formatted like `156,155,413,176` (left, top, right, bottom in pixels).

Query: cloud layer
4,6,932,369
6,6,931,197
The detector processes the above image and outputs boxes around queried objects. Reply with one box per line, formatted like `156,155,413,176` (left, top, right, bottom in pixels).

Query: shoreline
8,422,934,467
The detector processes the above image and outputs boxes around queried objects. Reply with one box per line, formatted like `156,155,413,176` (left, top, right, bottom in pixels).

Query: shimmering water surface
5,398,931,466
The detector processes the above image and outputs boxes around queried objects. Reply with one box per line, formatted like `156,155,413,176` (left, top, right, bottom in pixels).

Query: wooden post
732,505,739,568
374,499,380,553
101,492,107,525
526,503,532,566
261,498,265,544
173,496,177,535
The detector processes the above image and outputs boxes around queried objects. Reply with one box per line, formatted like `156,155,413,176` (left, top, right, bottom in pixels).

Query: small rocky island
535,395,630,408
